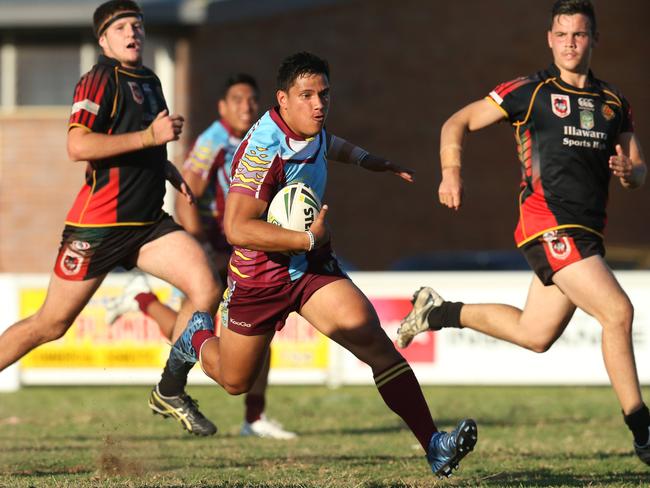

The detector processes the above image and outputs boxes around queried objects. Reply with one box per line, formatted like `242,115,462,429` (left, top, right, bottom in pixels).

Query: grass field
0,385,649,487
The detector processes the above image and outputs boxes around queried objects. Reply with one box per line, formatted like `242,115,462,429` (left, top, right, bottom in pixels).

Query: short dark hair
94,0,143,38
221,73,259,100
276,52,330,92
550,0,597,35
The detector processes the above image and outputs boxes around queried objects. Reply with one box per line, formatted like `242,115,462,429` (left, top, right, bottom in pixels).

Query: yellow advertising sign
20,286,172,369
19,280,329,372
271,313,329,369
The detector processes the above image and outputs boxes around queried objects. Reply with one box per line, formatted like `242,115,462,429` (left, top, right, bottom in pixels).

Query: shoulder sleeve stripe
71,99,100,116
485,95,509,118
493,77,531,99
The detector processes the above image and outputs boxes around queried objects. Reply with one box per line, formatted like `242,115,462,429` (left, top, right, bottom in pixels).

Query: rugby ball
267,182,321,232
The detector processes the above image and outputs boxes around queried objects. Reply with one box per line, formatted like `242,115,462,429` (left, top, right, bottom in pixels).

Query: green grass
0,385,649,487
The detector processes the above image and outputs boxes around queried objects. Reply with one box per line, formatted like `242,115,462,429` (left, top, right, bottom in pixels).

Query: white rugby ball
267,182,321,232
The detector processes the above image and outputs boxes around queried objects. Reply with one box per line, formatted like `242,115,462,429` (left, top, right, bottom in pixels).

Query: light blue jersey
229,107,330,285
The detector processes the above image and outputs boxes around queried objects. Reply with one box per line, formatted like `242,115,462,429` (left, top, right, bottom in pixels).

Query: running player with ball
157,51,479,477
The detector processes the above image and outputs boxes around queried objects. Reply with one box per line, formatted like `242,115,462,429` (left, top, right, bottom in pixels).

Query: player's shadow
473,468,648,486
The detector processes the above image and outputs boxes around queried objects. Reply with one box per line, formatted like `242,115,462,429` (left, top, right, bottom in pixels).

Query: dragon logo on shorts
542,231,571,260
59,247,85,276
551,94,571,118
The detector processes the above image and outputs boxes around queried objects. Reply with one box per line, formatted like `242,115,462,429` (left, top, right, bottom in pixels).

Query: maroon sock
245,393,265,423
134,292,158,315
191,330,214,357
374,361,437,451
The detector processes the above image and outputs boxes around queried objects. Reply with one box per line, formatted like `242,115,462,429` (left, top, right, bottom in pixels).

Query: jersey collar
270,106,307,141
548,63,596,90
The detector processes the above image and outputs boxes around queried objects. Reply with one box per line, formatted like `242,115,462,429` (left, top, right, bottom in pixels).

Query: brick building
0,0,648,272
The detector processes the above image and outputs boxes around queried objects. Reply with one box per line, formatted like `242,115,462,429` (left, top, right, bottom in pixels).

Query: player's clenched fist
308,204,330,249
438,169,464,210
141,110,185,147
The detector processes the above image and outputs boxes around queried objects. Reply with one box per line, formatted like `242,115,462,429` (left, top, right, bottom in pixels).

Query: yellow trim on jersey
549,80,599,97
514,79,551,127
116,69,157,79
517,189,527,238
516,224,603,248
485,95,509,119
234,250,253,261
77,170,96,223
68,123,91,132
229,262,250,279
230,183,255,192
64,220,158,228
602,89,623,107
111,67,119,118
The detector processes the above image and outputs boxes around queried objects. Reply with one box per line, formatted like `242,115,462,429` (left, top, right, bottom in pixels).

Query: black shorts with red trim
520,228,605,286
54,214,183,281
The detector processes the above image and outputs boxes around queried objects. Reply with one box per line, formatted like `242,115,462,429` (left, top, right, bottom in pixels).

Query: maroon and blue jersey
182,120,241,249
487,63,634,247
228,107,329,286
67,55,168,227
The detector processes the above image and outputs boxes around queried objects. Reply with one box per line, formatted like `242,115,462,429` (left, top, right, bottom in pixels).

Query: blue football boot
168,311,214,375
427,418,478,478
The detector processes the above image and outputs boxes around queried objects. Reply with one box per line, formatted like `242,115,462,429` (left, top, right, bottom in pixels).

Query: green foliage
0,385,648,487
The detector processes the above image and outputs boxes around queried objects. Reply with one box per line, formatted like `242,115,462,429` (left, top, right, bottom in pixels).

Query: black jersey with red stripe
487,64,634,247
67,55,168,226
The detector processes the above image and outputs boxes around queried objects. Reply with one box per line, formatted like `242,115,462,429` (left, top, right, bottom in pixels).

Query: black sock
157,361,193,397
427,301,464,330
624,404,650,446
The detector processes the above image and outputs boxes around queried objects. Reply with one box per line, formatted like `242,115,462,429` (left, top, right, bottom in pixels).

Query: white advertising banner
2,271,649,386
344,272,650,385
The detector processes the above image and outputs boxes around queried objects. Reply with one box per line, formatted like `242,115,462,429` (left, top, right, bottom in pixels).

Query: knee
527,338,554,354
31,317,71,344
221,381,250,396
601,300,634,335
187,282,222,314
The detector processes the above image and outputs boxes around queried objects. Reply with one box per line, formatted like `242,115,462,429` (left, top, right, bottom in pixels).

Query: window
16,44,80,106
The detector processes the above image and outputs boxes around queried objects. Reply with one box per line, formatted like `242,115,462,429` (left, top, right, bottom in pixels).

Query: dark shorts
54,214,183,281
520,227,605,286
219,266,348,336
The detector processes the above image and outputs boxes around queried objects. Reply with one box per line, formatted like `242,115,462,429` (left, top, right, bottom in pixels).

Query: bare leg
553,255,642,414
0,273,105,371
145,300,177,342
135,230,222,341
460,275,576,352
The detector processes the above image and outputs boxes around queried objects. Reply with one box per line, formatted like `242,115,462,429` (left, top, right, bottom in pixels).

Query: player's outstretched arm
224,192,328,253
610,133,647,190
438,99,504,210
326,134,414,182
67,110,184,161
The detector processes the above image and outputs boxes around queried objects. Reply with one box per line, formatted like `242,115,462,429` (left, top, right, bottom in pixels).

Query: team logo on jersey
578,97,595,110
127,81,144,104
542,231,571,260
551,94,571,118
601,104,615,121
580,110,595,130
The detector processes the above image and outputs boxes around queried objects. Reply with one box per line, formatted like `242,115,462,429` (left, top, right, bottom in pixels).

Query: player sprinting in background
0,0,221,435
107,74,296,439
155,51,478,478
397,0,649,466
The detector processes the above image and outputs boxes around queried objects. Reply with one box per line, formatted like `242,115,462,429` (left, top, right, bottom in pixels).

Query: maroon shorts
54,214,183,281
520,228,605,286
219,270,347,336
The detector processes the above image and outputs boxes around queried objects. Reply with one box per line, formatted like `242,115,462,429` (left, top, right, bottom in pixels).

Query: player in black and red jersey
0,0,220,435
397,0,650,466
